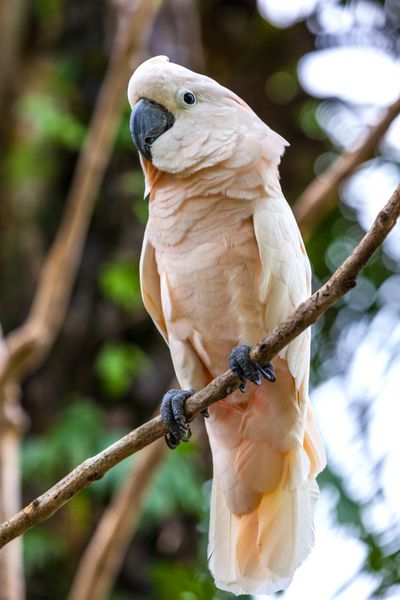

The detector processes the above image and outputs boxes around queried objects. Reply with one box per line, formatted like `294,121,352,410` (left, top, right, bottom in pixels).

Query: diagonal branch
292,96,400,240
0,183,398,550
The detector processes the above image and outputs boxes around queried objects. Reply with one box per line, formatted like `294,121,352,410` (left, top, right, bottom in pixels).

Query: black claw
229,344,276,391
161,388,194,449
165,432,180,449
181,427,192,442
239,381,247,393
256,363,276,382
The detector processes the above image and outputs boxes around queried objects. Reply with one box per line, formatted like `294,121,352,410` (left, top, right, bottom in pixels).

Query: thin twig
292,97,400,239
0,184,398,549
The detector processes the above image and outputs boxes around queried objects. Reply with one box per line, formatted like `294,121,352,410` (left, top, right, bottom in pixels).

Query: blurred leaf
265,70,298,104
121,170,148,223
296,99,325,140
143,443,205,524
5,143,54,186
152,562,241,600
16,93,86,150
319,466,363,529
133,196,149,224
98,257,142,311
121,171,146,197
95,342,150,398
34,0,63,19
24,529,66,575
116,107,136,150
23,398,110,485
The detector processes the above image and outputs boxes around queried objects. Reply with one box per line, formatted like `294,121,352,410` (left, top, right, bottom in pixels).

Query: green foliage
24,529,66,575
296,100,325,140
120,171,148,222
98,257,142,311
133,195,149,224
34,0,63,20
23,398,110,484
5,141,53,188
152,563,241,600
115,106,136,151
265,70,298,104
17,93,85,150
95,342,150,398
143,443,205,524
122,170,146,198
6,89,86,190
319,467,400,597
319,467,363,529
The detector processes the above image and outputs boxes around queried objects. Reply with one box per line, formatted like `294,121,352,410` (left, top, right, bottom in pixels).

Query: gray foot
160,388,194,449
228,344,276,393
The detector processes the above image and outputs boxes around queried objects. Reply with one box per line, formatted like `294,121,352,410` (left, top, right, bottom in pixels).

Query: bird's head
128,55,248,176
128,55,289,201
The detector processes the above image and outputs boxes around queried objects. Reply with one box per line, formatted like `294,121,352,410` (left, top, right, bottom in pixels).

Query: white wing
253,192,312,391
139,228,168,344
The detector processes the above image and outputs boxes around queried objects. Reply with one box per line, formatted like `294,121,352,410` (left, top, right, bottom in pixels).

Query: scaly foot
160,388,194,449
228,344,276,393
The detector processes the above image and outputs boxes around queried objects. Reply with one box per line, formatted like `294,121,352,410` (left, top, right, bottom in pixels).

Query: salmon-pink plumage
128,56,326,595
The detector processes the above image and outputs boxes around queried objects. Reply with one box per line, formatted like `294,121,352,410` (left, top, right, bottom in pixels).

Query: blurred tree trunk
0,0,28,115
0,333,27,600
67,438,166,600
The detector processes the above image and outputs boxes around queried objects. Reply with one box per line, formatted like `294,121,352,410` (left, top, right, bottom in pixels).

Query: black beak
130,98,175,161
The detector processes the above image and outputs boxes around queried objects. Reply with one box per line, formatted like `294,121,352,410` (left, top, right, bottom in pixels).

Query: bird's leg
160,388,194,449
228,344,276,393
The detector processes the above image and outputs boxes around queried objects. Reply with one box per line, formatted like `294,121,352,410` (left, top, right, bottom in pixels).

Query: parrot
127,55,326,595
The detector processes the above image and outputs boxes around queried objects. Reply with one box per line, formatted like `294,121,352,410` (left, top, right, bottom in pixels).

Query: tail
208,410,325,595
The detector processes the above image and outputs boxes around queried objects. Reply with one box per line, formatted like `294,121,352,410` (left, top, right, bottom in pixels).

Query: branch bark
292,96,400,240
0,183,398,550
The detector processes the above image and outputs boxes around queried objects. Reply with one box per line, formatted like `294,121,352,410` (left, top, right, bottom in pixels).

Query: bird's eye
183,91,196,105
177,88,197,107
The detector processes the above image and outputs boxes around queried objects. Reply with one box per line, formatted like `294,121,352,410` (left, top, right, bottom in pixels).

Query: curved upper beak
130,98,175,161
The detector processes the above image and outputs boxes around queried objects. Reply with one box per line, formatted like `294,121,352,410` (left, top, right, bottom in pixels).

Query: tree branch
0,330,27,600
292,97,400,240
0,184,398,549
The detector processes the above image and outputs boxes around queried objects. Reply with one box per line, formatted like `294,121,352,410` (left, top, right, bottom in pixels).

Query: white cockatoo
128,56,326,595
